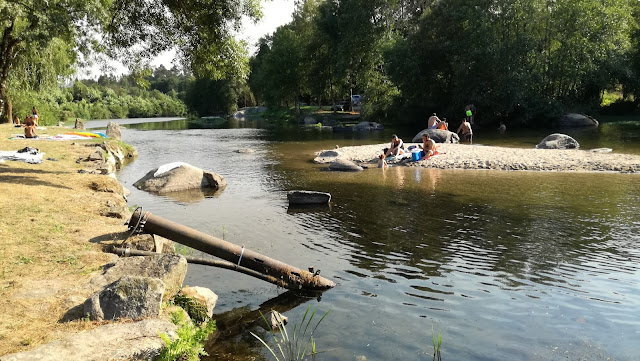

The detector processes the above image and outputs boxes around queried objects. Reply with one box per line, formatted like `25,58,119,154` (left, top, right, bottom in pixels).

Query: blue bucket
411,149,422,161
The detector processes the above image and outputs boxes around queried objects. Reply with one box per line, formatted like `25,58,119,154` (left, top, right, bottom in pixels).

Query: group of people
12,106,40,138
376,110,477,168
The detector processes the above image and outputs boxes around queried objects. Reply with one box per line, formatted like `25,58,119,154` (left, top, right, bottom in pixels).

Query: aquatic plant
158,311,216,361
251,306,330,361
432,325,442,361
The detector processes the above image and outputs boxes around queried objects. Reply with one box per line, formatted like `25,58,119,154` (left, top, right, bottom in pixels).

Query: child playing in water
377,153,388,168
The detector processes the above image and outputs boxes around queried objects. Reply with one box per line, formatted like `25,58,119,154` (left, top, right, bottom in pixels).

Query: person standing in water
457,118,473,144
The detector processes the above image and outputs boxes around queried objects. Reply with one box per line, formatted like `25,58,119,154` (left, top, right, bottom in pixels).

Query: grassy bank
0,124,132,355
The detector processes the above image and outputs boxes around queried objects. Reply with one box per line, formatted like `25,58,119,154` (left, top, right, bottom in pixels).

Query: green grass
251,306,330,361
432,325,442,361
158,311,216,361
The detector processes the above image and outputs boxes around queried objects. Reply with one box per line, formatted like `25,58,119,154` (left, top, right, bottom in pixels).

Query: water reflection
116,119,640,360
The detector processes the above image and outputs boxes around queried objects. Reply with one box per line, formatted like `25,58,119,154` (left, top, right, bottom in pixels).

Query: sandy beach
315,143,640,173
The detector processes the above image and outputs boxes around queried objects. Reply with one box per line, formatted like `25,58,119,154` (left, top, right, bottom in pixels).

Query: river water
92,117,640,361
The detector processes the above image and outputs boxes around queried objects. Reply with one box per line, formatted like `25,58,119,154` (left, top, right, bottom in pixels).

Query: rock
179,286,218,318
87,149,105,162
84,276,165,321
133,163,226,194
258,310,288,331
328,159,364,172
313,150,342,164
100,199,130,219
89,254,187,297
557,113,599,127
101,142,126,169
319,150,340,157
106,121,122,140
235,148,256,153
412,129,460,143
123,234,176,254
535,133,580,149
353,121,383,131
303,116,318,125
590,148,612,153
287,190,331,205
1,319,176,361
74,119,85,130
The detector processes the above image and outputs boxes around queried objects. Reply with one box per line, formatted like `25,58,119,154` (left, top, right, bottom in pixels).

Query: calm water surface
95,117,640,360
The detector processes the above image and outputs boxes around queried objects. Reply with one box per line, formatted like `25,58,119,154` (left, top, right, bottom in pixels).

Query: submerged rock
287,190,331,205
328,159,364,172
536,133,580,149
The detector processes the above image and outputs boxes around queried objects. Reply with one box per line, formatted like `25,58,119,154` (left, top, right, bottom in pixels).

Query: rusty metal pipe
128,209,335,290
110,247,290,288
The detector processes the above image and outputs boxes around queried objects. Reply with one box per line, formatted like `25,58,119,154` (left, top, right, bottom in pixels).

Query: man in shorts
456,118,472,144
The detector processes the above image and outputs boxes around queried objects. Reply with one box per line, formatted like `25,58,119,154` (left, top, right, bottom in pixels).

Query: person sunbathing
23,117,38,138
384,134,405,157
420,133,438,159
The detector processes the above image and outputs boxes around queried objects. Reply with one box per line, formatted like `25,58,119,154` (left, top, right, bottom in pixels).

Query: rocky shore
0,123,217,360
316,143,640,173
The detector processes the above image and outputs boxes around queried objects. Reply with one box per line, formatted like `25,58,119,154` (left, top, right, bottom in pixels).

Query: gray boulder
89,254,187,297
122,234,176,254
313,150,342,164
133,163,226,194
287,190,331,205
412,129,460,143
353,121,383,131
106,121,122,140
74,119,85,130
535,133,580,149
557,113,598,127
84,276,165,321
328,159,364,172
1,319,176,361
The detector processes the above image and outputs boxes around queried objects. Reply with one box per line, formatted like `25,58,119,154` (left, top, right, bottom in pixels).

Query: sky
80,0,295,78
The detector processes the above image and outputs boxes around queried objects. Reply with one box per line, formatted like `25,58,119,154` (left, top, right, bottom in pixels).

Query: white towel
154,162,190,177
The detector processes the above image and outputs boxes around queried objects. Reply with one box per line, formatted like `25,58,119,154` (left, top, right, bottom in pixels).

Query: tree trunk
0,19,20,123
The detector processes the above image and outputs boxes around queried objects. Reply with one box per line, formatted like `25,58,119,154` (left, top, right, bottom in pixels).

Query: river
90,117,640,360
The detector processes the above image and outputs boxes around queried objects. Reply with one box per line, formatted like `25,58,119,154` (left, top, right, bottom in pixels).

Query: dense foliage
0,0,260,123
249,0,640,127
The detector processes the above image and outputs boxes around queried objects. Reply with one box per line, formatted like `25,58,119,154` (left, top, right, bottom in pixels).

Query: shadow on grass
0,174,73,189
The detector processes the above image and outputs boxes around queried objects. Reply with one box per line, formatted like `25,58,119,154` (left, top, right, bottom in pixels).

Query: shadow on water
202,290,325,361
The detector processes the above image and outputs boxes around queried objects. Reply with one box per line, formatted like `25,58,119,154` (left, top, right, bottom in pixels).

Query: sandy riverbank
317,143,640,173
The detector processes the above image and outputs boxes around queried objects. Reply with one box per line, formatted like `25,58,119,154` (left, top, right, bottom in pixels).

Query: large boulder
535,133,580,149
353,121,383,131
89,254,187,297
412,129,460,143
74,118,85,130
106,121,122,140
133,163,226,194
84,276,165,321
179,286,218,318
556,113,599,127
328,159,364,172
1,319,176,361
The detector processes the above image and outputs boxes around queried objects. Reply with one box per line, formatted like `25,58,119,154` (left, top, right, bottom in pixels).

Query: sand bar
315,143,640,173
